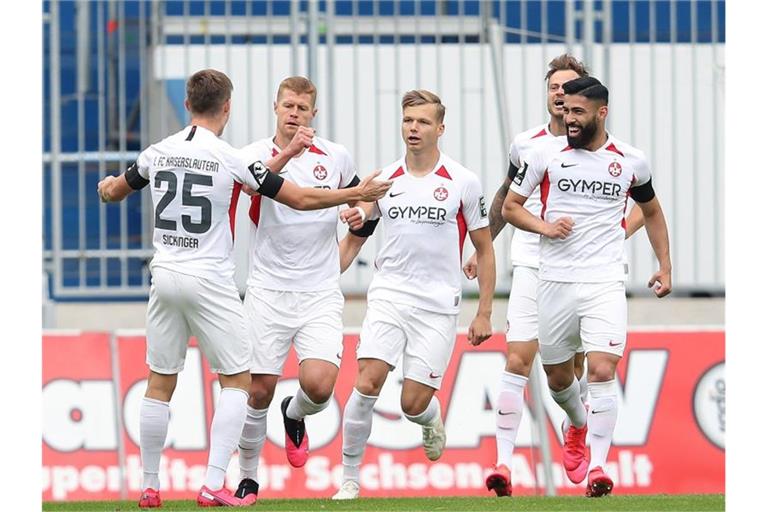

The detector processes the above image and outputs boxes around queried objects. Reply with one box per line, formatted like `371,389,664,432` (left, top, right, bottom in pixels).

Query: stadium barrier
43,329,723,501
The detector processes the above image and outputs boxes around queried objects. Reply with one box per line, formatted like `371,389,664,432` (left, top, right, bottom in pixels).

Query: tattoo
489,178,512,240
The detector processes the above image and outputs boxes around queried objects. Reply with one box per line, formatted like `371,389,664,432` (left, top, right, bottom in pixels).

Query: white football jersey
133,125,282,281
510,135,651,283
367,153,489,314
507,124,568,268
241,136,359,291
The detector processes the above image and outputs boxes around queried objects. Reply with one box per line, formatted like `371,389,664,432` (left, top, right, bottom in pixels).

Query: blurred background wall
42,1,725,327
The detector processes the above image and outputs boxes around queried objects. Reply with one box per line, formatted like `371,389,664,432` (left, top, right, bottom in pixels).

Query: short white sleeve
136,148,152,179
509,148,546,198
630,151,652,187
508,140,521,169
461,175,490,231
338,146,359,188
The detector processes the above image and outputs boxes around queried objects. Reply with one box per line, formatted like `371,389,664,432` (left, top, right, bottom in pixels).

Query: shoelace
565,427,584,455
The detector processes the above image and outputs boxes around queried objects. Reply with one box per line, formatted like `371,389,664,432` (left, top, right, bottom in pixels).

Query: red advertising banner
42,330,724,501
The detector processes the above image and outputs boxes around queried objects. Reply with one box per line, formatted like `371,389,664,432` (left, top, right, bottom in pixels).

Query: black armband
125,161,149,190
248,160,285,198
349,219,379,238
256,171,285,199
507,162,519,181
629,178,656,203
343,175,361,189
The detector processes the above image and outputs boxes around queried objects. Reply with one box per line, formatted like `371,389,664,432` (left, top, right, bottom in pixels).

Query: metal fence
43,0,725,299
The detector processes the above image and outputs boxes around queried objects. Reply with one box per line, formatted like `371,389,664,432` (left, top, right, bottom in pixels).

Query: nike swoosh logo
561,162,578,168
498,410,517,416
429,372,441,379
591,409,609,415
608,341,622,346
389,191,406,197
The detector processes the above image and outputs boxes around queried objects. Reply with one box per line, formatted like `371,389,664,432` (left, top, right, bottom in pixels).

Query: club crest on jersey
434,186,449,201
313,164,328,180
608,160,622,177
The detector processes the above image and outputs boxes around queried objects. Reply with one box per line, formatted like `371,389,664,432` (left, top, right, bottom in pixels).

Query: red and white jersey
241,136,358,291
510,135,651,283
136,125,279,281
508,124,568,268
367,153,489,314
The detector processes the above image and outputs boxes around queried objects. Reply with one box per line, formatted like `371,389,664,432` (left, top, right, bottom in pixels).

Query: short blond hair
276,76,317,106
401,89,445,123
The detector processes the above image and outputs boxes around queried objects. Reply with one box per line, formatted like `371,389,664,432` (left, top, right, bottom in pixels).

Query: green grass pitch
43,494,724,512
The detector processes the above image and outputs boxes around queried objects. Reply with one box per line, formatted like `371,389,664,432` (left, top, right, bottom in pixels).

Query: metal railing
44,0,725,298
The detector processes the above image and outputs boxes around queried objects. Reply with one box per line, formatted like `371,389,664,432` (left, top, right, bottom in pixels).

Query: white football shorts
537,280,627,365
506,265,539,342
505,266,583,354
146,267,251,375
357,299,458,390
245,286,344,375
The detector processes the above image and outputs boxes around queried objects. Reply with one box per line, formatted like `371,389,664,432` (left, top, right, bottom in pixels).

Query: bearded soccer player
464,54,644,496
331,90,496,500
96,69,391,508
233,76,375,501
503,76,672,497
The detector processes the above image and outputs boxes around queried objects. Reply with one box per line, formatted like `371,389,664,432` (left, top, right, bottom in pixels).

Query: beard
567,117,598,148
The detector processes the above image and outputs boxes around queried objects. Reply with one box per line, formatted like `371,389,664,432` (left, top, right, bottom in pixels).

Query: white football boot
332,480,360,500
422,415,447,461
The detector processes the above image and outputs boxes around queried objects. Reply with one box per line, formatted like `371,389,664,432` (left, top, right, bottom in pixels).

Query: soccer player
463,54,644,496
233,76,375,501
503,76,672,497
331,90,496,500
96,69,391,508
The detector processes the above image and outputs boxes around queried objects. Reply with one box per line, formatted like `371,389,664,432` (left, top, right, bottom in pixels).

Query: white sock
495,371,528,468
238,406,268,481
140,397,170,491
587,380,619,471
286,387,330,420
550,377,587,428
403,396,441,426
578,369,589,404
341,388,377,483
204,388,248,490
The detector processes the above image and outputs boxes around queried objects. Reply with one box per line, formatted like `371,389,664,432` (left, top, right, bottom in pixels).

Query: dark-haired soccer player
503,76,671,497
465,55,644,497
97,69,391,508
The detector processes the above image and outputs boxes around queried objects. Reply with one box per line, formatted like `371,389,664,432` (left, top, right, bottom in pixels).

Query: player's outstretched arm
624,202,646,239
97,174,136,203
272,171,392,211
467,227,496,346
463,176,513,279
637,196,672,297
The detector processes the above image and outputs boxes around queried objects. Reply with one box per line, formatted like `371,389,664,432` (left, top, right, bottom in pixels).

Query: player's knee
248,380,276,409
400,395,430,417
588,363,616,382
301,381,334,404
355,376,383,397
506,353,533,375
545,369,573,392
